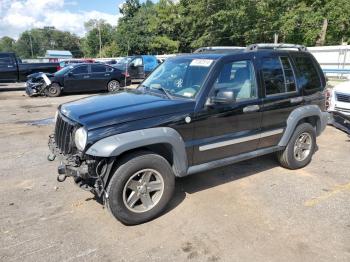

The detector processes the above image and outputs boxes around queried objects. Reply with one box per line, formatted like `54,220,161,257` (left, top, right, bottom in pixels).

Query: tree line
1,0,349,58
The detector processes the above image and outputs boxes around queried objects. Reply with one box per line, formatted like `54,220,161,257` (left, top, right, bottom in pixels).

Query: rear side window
280,57,296,92
262,57,296,95
72,65,88,74
91,64,107,73
293,56,321,90
0,54,12,65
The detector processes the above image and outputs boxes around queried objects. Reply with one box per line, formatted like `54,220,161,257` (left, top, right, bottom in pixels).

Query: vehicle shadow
85,154,279,221
163,154,279,215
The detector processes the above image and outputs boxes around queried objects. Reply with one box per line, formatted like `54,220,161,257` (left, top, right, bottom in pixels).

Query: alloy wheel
122,169,164,213
294,132,312,161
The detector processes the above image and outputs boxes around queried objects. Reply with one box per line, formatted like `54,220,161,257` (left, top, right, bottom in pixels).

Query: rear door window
72,65,88,74
262,57,297,96
91,64,107,73
293,56,321,90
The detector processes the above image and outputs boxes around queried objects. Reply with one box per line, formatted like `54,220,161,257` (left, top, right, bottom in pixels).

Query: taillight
123,71,130,78
56,66,61,72
325,88,332,110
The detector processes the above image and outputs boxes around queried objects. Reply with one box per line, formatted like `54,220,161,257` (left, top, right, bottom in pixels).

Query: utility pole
29,34,34,58
98,21,102,58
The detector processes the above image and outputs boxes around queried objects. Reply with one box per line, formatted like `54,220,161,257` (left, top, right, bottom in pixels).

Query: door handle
243,105,260,113
83,75,90,79
104,74,110,76
8,65,14,68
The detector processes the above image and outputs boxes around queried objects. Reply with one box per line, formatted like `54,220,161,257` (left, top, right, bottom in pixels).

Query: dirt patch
20,105,53,109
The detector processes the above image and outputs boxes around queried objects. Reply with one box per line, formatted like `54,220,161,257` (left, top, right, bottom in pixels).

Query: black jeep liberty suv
49,44,328,225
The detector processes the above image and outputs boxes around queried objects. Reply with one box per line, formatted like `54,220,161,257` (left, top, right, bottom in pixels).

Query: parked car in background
326,81,350,134
48,43,328,225
59,59,95,69
113,55,158,81
0,52,59,83
26,63,131,97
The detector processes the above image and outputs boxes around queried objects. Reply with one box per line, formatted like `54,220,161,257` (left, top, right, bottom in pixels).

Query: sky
0,0,127,39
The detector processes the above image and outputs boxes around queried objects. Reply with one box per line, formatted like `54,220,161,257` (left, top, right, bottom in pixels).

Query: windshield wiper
152,86,173,99
140,84,173,99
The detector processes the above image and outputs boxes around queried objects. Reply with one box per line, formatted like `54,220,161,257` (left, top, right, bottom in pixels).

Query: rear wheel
46,83,61,97
106,151,175,225
277,123,316,169
107,80,121,92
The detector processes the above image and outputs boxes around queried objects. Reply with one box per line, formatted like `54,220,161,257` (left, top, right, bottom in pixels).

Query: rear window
0,54,12,65
293,56,321,90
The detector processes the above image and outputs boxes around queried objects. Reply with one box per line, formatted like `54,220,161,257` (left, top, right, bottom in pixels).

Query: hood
334,81,350,94
60,91,195,130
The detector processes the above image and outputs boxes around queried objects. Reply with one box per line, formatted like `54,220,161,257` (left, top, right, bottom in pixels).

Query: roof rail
246,43,308,52
194,46,245,53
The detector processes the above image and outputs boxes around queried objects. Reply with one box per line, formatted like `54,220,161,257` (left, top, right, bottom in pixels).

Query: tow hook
47,153,56,161
57,164,67,182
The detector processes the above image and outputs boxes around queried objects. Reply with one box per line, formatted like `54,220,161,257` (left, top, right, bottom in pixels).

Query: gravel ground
0,86,349,262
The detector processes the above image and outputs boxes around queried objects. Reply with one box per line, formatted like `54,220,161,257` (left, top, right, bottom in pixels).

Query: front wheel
46,83,61,97
277,123,316,169
107,80,121,92
106,151,175,225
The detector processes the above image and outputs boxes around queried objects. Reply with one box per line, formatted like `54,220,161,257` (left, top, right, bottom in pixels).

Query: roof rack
246,43,308,52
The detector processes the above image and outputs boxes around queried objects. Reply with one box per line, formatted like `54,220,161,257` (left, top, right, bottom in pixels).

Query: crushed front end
48,111,112,197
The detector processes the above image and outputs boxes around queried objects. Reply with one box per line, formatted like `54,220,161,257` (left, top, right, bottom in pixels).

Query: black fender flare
86,127,188,177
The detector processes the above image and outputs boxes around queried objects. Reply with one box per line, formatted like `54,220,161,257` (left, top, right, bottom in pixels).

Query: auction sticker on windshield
190,59,213,67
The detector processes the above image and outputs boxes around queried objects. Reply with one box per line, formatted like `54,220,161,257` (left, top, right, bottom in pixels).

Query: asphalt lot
0,83,349,262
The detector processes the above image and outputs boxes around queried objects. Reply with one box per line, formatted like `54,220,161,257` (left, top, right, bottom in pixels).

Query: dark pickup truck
48,43,328,225
0,52,59,83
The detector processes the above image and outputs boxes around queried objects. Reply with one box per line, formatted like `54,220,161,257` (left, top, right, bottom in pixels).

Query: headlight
74,127,87,151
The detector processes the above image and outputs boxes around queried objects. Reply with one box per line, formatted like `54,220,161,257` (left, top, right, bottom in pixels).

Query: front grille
336,92,350,103
54,113,76,154
335,107,350,113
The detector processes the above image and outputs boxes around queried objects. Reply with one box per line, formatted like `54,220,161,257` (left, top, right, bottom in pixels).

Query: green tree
83,19,115,57
15,28,82,58
0,37,16,52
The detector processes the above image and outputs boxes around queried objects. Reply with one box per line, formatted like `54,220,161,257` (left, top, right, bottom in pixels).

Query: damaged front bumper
48,135,113,196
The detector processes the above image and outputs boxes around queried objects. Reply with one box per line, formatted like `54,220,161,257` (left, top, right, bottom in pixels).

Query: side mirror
130,62,135,68
67,72,73,77
208,89,236,105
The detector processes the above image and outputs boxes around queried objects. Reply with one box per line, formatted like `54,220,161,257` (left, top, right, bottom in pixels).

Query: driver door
192,59,262,165
129,57,144,79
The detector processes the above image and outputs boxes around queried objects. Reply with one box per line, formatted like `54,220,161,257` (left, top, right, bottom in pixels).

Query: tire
106,151,175,225
46,83,61,97
107,80,121,92
277,123,316,169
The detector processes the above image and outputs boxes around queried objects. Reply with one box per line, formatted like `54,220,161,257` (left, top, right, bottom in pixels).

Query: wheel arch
279,105,328,147
86,127,188,178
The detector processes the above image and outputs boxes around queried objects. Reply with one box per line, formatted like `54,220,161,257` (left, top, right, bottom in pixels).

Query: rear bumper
319,111,330,135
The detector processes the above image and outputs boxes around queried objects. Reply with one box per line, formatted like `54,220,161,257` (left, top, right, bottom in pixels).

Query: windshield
118,57,132,65
55,66,73,75
141,57,214,99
